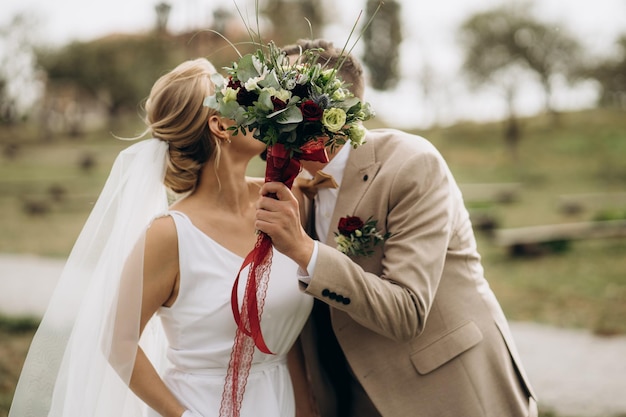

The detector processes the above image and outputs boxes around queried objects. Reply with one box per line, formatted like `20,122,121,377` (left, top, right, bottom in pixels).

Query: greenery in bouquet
204,41,374,157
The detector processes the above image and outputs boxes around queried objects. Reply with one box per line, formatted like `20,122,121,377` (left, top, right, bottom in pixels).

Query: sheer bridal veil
9,139,170,417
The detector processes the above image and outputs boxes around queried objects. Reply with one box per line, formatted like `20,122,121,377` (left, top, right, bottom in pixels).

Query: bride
8,58,313,417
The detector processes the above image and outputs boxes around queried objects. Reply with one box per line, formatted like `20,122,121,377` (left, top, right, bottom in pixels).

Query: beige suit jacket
300,129,537,417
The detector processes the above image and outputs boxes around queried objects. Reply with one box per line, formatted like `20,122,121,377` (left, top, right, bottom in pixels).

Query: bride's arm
129,216,186,417
130,347,185,417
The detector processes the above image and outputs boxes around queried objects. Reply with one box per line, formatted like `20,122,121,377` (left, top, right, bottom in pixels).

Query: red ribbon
220,139,328,417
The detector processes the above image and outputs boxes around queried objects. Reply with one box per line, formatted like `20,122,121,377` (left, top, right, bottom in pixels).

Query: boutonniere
334,215,390,257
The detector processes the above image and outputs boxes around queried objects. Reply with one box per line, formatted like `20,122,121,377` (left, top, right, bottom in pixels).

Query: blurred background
2,0,626,127
0,0,625,416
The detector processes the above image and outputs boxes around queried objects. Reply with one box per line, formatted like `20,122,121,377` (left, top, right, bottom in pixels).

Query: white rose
348,124,366,146
222,87,239,103
264,87,291,102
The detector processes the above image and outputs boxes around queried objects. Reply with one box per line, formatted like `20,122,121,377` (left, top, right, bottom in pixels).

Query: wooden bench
558,192,626,215
460,182,522,204
459,183,523,233
493,219,626,256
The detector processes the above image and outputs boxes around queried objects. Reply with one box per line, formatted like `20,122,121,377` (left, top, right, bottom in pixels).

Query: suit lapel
325,135,381,244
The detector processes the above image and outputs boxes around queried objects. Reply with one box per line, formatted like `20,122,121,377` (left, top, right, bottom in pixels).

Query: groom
256,39,537,417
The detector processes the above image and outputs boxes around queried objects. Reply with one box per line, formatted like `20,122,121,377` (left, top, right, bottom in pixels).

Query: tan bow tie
296,171,338,199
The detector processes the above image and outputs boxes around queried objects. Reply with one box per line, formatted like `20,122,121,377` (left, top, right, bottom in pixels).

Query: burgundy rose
338,216,364,236
299,100,323,121
237,89,259,107
291,83,309,99
271,97,287,111
226,77,258,106
227,77,242,89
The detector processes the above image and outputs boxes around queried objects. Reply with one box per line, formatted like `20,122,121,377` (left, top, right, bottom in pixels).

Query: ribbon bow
296,171,339,199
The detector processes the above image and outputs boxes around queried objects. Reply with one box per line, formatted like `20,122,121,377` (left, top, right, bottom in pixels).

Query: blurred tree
362,0,401,90
584,35,626,109
0,13,42,125
508,17,582,117
155,2,172,34
458,2,582,155
38,36,170,118
460,2,583,113
34,26,243,138
459,4,527,157
260,0,326,43
0,76,15,124
213,7,234,35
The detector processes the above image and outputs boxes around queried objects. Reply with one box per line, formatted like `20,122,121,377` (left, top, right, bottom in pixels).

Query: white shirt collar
318,144,350,187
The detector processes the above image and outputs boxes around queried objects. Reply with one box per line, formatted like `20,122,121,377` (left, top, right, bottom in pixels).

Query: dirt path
1,253,626,417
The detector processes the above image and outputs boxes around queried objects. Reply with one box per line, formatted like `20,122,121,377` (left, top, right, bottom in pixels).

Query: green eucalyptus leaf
203,95,219,110
211,73,225,88
274,105,303,124
219,100,242,118
236,54,261,81
259,70,280,90
341,97,360,109
257,90,275,112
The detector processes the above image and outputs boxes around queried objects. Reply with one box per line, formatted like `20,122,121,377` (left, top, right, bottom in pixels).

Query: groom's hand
256,182,315,269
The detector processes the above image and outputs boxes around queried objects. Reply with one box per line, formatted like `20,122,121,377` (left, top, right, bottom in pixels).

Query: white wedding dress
9,140,311,417
148,211,313,417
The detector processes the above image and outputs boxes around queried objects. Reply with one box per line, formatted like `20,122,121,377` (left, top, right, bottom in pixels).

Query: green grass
0,316,39,333
1,108,625,417
0,140,129,256
0,326,35,417
0,116,267,257
1,109,625,334
412,108,626,335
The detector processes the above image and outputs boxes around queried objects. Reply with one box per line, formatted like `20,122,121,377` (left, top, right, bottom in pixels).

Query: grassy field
1,108,625,417
417,109,626,336
0,320,38,416
1,108,625,332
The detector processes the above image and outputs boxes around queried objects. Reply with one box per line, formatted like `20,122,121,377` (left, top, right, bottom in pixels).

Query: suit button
329,292,337,300
322,289,330,297
336,295,344,303
342,297,351,305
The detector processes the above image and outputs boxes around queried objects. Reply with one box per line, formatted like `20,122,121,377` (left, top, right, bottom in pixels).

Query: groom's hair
281,39,365,100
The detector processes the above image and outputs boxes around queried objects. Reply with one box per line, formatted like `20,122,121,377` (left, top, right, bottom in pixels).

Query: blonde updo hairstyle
144,58,220,194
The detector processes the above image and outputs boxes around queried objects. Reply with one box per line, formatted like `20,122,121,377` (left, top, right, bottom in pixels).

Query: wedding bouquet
203,6,378,417
205,40,374,160
205,41,374,197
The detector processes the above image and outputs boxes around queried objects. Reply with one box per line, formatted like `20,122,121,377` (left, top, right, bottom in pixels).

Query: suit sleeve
304,148,455,342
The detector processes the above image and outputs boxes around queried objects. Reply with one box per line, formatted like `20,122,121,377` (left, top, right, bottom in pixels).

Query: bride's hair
144,58,219,194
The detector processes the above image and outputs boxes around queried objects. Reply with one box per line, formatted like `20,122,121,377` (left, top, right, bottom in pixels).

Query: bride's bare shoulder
247,176,264,190
146,214,178,246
